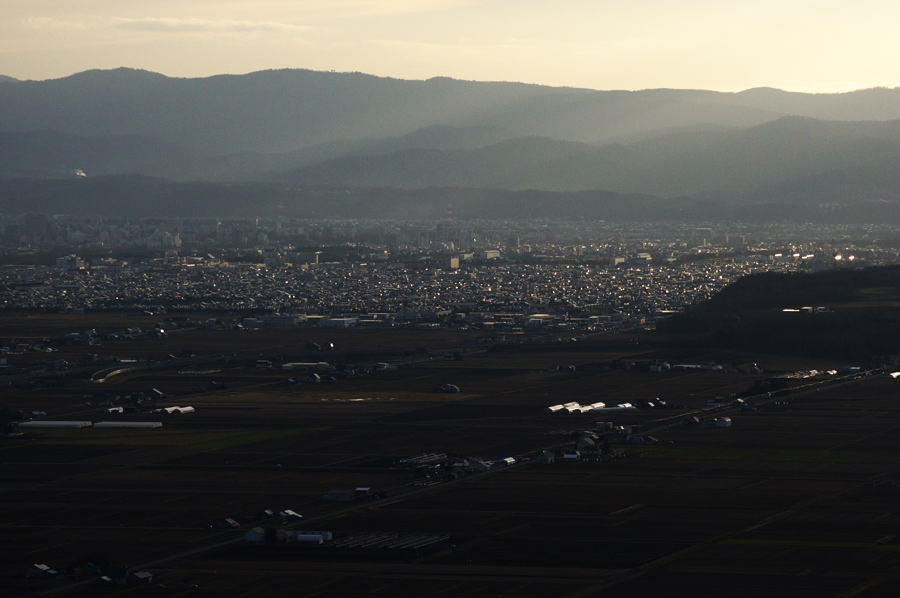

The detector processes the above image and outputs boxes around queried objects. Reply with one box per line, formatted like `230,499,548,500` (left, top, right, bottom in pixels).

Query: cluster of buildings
543,401,637,414
0,254,823,326
4,215,900,261
2,218,899,325
26,563,155,587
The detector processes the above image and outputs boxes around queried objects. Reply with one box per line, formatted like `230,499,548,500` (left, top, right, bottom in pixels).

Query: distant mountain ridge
3,68,900,220
270,116,900,199
4,68,900,155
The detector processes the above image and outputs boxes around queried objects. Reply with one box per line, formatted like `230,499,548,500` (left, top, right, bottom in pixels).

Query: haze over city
10,2,900,597
4,0,900,93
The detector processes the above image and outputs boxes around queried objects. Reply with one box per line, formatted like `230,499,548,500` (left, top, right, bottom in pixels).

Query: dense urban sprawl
3,216,900,327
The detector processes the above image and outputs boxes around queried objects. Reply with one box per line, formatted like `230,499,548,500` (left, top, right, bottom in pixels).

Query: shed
576,437,596,451
276,529,294,542
323,489,354,501
109,566,129,581
244,527,266,543
18,421,92,428
93,421,163,428
28,564,57,578
468,459,492,471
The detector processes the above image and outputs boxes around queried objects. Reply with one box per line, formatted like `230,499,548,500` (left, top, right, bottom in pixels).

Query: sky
2,0,899,93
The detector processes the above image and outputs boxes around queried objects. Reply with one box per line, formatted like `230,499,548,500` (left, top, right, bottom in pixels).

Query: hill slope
660,266,900,360
271,117,900,198
4,68,900,156
4,69,900,218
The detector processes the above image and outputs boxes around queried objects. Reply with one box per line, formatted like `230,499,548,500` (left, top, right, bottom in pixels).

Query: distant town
2,216,899,327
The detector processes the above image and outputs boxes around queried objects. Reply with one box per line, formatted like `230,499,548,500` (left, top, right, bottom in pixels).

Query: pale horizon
3,1,900,94
2,65,895,96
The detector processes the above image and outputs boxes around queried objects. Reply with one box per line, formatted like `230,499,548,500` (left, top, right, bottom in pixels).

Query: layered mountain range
2,68,900,220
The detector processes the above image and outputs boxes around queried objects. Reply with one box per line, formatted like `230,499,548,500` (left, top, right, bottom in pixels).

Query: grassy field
4,313,900,596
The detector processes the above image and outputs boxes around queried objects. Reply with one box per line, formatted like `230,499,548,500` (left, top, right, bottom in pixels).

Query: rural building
27,564,57,578
468,459,492,471
244,527,267,543
324,489,355,501
576,437,597,451
319,317,358,328
282,362,318,371
18,421,92,428
260,314,306,326
560,450,580,462
131,571,154,585
93,421,163,428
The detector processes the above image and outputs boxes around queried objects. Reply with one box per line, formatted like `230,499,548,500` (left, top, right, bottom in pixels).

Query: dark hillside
0,130,187,178
659,266,900,360
0,177,695,220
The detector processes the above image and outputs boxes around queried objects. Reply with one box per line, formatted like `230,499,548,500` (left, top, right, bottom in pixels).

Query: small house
244,527,266,543
468,459,492,471
131,571,154,585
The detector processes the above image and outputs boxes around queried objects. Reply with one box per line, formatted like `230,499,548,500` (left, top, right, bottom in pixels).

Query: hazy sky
3,0,899,92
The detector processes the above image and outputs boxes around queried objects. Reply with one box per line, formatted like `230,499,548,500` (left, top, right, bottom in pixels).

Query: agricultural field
3,312,900,596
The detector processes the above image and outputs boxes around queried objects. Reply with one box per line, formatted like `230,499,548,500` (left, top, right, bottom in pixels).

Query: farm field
2,313,900,596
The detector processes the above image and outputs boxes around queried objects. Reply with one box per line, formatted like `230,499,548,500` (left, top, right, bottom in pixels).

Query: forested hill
659,266,900,360
4,69,900,218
